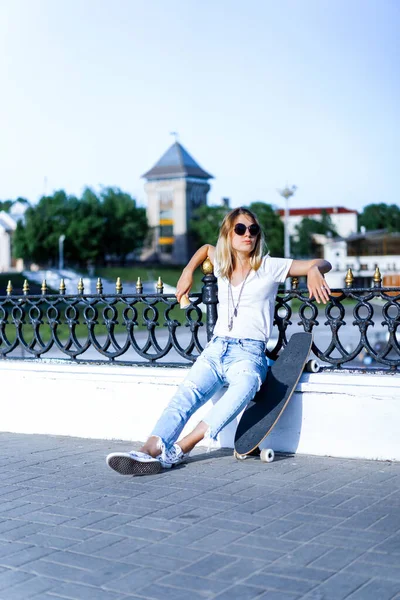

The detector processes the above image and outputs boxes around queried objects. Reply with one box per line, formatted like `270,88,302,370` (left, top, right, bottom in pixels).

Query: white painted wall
282,211,357,239
0,228,11,271
1,360,399,461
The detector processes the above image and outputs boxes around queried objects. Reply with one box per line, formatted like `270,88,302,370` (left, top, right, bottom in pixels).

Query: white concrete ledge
1,360,399,461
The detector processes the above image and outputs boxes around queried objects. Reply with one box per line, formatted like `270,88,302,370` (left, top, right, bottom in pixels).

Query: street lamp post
278,185,297,259
277,185,297,289
59,235,66,271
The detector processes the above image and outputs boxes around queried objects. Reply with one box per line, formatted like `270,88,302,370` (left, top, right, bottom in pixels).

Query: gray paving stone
220,542,285,562
133,516,187,533
283,511,344,527
103,567,170,593
41,549,115,571
368,533,400,554
220,542,285,561
67,532,127,554
346,578,400,599
201,517,258,534
245,572,317,594
310,547,366,570
261,564,335,583
157,572,228,596
111,523,172,542
302,572,370,599
311,531,381,552
89,536,150,559
240,533,301,553
344,559,400,582
281,522,334,542
0,541,31,559
136,582,206,600
0,575,54,599
36,580,121,599
1,433,399,600
0,569,33,591
0,545,52,567
271,543,332,566
213,583,267,599
257,591,301,600
45,525,98,541
138,542,207,563
159,525,216,546
21,533,77,550
189,528,243,551
183,553,236,576
0,522,53,541
208,557,269,583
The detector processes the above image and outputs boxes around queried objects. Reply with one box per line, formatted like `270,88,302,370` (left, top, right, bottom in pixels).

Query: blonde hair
215,207,265,279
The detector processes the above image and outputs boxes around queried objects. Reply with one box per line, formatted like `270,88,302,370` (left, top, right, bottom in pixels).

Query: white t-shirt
212,255,293,343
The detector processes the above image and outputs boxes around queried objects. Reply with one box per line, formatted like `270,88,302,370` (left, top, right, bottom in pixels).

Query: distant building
0,212,17,272
277,206,358,239
323,229,400,288
142,142,213,264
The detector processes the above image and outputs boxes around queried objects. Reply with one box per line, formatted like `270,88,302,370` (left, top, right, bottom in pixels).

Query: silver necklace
227,269,251,331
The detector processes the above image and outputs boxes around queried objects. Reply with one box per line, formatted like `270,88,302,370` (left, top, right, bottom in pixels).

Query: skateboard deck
234,332,313,457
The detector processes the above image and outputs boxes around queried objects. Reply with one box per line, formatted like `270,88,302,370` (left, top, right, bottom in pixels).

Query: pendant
228,320,233,331
234,308,238,317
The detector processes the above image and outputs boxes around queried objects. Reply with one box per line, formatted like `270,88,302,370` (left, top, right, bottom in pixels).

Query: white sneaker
157,443,188,469
106,451,161,476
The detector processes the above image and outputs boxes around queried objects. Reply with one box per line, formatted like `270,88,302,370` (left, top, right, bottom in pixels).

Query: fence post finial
23,280,29,295
345,269,354,288
373,267,382,287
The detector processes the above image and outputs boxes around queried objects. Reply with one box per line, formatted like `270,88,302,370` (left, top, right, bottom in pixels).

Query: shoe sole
107,455,162,476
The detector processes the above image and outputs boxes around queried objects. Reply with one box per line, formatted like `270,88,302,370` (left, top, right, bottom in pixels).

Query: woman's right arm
175,244,215,301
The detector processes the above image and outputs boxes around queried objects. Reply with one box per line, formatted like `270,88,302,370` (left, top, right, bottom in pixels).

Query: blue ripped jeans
151,336,269,449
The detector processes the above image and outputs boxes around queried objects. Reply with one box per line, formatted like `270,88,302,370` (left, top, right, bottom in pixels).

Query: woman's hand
307,265,331,304
176,269,193,302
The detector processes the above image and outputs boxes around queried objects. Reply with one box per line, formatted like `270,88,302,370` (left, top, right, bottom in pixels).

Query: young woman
107,207,331,476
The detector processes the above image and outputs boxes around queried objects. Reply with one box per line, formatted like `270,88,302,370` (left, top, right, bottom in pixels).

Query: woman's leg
172,357,267,455
200,357,267,443
139,352,223,458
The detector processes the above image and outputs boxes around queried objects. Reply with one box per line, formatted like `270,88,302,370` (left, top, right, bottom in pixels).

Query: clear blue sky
0,0,398,212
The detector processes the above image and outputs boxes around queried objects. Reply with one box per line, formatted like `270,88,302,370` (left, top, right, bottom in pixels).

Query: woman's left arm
288,259,332,304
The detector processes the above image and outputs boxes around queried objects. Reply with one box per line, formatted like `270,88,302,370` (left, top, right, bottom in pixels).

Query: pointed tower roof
143,142,213,181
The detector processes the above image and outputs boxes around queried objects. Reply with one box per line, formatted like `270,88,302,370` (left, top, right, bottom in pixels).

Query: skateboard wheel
233,450,247,461
260,448,275,463
305,359,320,373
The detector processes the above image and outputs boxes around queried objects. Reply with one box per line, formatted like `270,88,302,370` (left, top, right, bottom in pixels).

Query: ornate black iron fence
0,264,399,370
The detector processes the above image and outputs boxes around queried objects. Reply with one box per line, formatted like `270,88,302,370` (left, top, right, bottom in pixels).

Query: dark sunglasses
234,223,260,237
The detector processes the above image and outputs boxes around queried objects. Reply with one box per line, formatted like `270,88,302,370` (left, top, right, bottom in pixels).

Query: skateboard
234,332,317,462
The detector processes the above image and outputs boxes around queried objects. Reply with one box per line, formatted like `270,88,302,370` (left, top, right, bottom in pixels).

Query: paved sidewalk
0,434,399,600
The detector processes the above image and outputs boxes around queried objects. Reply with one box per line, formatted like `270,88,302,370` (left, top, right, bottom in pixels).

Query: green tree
358,203,400,232
189,204,229,246
13,188,148,267
99,187,148,263
248,202,284,256
0,200,14,212
13,190,73,265
291,211,338,258
66,188,105,265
